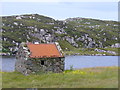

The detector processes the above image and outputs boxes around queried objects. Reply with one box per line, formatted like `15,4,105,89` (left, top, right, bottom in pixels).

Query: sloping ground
1,14,119,55
2,67,118,88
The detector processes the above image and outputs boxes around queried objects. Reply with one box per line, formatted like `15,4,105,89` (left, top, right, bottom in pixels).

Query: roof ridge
27,43,55,45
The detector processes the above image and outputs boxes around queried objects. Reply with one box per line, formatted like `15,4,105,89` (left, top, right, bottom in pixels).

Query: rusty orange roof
27,43,63,58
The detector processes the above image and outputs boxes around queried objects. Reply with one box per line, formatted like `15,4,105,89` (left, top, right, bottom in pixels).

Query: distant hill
1,14,119,55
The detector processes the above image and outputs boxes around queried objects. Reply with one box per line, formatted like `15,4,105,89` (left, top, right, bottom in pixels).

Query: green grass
103,48,119,53
2,67,118,88
58,40,76,50
64,48,119,56
0,72,2,89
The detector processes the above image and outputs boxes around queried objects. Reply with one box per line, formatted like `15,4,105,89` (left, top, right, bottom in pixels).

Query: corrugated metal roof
27,43,63,58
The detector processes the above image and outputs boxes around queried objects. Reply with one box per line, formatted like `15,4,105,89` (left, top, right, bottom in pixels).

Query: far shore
1,54,119,58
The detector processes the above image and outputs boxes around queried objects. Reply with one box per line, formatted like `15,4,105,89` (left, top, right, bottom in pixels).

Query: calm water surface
65,56,118,70
1,56,118,72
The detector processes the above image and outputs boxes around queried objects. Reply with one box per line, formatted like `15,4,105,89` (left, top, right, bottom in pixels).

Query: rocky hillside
1,14,119,55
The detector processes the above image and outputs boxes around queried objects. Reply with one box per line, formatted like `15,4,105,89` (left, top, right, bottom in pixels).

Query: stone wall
25,57,65,74
16,57,65,75
15,44,30,75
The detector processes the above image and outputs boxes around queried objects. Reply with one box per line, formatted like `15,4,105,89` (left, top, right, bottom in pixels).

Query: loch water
1,56,118,72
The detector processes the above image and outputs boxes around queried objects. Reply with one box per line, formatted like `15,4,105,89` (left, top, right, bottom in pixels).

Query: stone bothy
15,42,65,75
